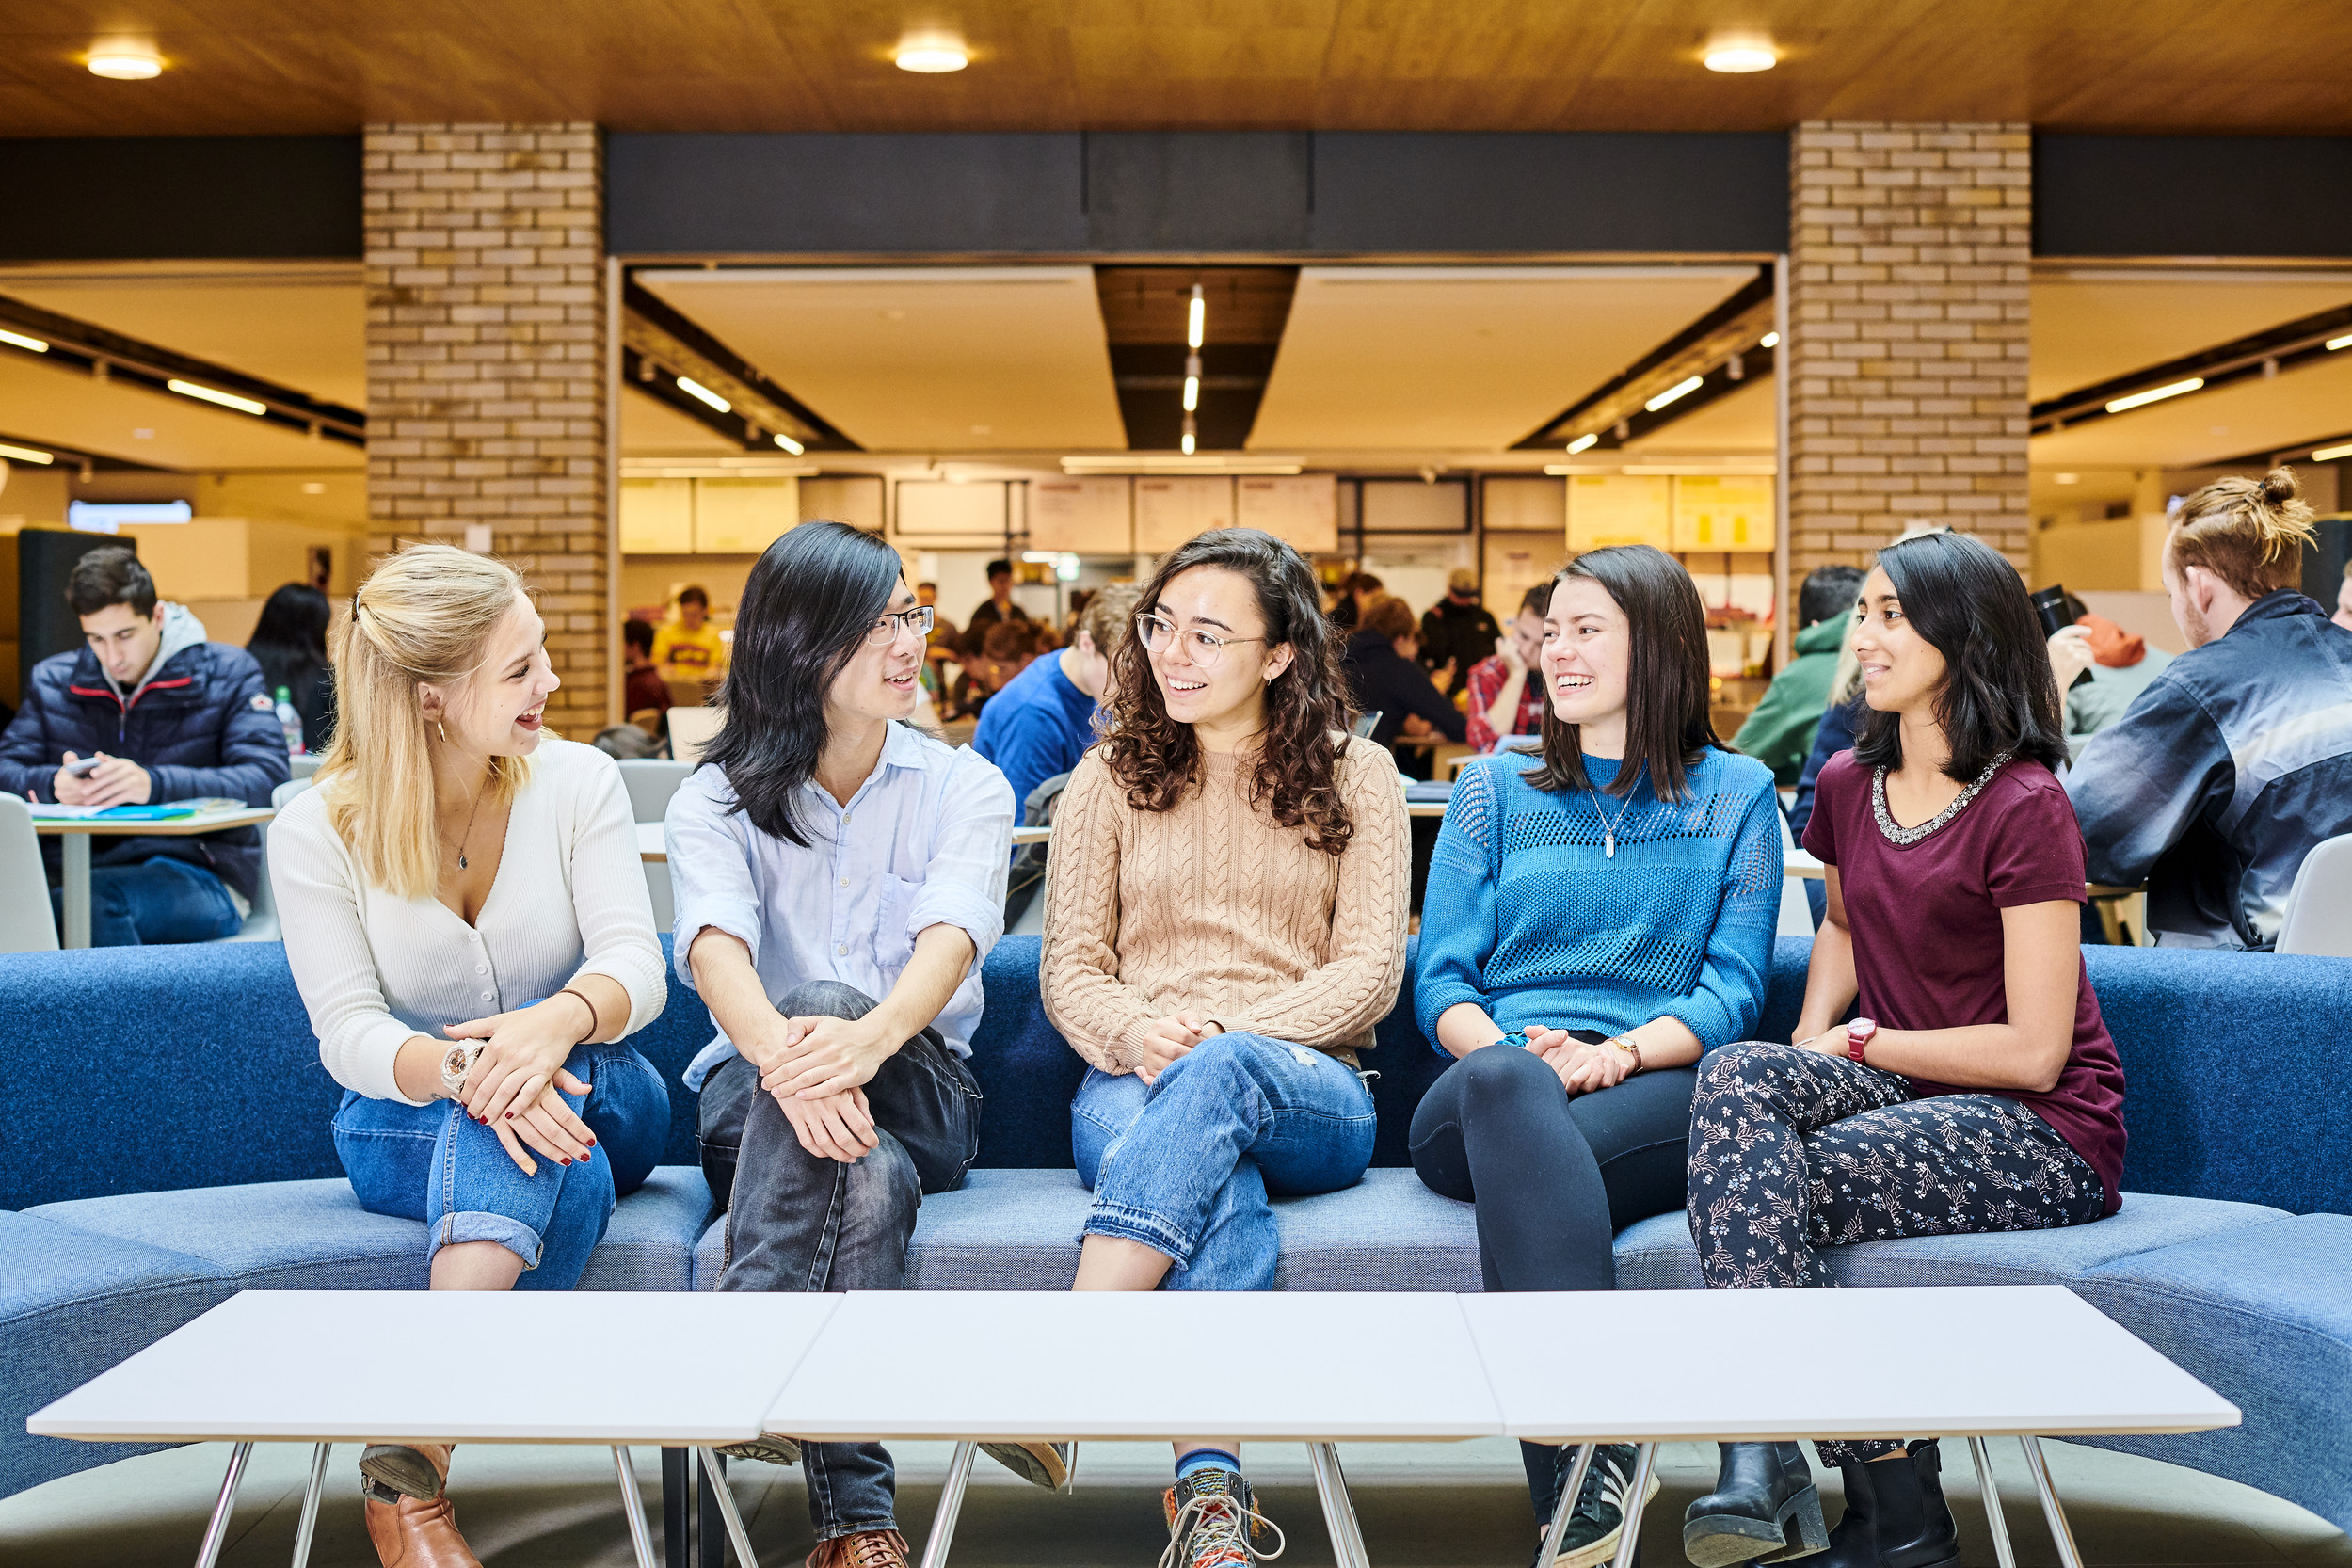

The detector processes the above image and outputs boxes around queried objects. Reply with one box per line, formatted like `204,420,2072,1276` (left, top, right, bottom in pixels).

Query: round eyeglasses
864,604,936,646
1135,614,1266,671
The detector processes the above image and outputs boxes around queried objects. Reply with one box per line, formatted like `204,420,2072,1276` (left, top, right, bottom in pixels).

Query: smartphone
2030,584,2094,689
64,757,104,778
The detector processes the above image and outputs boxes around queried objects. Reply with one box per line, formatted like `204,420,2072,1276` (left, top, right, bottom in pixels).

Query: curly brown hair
1101,528,1360,855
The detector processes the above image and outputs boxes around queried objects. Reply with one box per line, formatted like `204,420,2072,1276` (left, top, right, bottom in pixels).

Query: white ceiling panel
0,355,364,472
2031,269,2352,403
1249,266,1757,452
2029,350,2352,471
636,267,1126,453
1621,376,1775,455
0,262,366,408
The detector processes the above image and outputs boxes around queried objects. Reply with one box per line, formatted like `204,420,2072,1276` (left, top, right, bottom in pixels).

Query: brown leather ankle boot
362,1444,481,1568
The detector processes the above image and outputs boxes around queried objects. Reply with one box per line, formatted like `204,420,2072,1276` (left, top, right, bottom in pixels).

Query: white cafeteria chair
1774,807,1816,938
217,776,317,943
0,795,61,953
2275,833,2352,957
616,758,693,824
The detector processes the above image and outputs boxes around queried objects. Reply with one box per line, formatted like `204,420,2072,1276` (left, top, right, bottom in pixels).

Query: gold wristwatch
440,1041,485,1098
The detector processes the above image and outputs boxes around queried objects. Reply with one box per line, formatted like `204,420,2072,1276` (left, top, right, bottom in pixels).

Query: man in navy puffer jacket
0,546,288,944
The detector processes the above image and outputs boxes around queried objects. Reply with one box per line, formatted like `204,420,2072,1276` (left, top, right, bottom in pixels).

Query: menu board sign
1235,473,1339,552
1135,476,1236,552
1029,476,1131,553
1565,474,1672,551
1672,474,1775,552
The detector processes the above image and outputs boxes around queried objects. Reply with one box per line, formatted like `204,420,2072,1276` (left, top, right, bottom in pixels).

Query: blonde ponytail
2169,467,2318,601
317,545,530,900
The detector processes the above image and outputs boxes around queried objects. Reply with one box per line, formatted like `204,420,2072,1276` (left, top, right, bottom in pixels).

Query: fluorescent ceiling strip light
0,441,56,464
2312,440,2352,462
1182,376,1200,412
1759,332,1780,349
2328,334,2352,352
0,328,48,353
774,432,805,456
168,378,266,416
2104,377,2203,414
1644,376,1704,412
1187,293,1205,350
677,376,731,413
1563,434,1599,455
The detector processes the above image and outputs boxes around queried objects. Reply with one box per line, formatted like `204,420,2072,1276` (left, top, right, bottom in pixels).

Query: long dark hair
1102,527,1359,855
704,520,903,847
1852,530,2068,780
1525,544,1720,803
248,583,331,682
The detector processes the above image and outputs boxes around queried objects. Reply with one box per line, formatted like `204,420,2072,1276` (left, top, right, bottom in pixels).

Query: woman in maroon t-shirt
1680,531,2127,1568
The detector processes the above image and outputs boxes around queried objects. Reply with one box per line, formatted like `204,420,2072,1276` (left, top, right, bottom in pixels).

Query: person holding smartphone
272,545,671,1568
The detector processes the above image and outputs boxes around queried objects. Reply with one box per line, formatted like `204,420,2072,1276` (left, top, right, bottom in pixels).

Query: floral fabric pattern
1687,1040,2106,1464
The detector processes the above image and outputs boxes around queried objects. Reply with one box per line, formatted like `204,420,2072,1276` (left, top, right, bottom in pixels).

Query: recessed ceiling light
676,376,731,413
1564,434,1599,455
2328,333,2352,352
168,378,265,416
1644,376,1705,413
88,39,164,79
2054,473,2080,485
1759,331,1780,349
0,328,49,353
2105,377,2203,414
2312,440,2352,462
301,481,327,494
1703,32,1778,73
894,31,968,72
0,442,56,465
774,432,805,456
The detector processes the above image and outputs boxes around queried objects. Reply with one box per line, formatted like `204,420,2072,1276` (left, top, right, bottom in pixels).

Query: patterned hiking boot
1540,1444,1662,1568
981,1440,1075,1490
713,1434,803,1467
1160,1467,1286,1568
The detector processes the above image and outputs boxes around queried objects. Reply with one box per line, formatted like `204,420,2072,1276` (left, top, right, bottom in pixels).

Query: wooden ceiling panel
2028,350,2352,470
3,0,2351,136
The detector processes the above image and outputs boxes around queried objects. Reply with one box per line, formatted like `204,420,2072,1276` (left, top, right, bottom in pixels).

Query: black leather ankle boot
1683,1443,1828,1568
1817,1442,1960,1568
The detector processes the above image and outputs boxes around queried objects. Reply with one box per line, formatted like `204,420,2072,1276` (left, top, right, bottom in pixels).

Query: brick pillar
1786,121,2030,577
363,123,609,738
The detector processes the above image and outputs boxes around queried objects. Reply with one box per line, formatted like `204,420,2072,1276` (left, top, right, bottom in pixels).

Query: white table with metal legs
27,1290,841,1568
761,1290,1506,1568
1458,1286,2242,1568
35,806,275,947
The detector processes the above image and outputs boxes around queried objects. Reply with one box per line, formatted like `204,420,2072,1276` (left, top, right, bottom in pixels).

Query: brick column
1786,121,2030,577
363,123,610,738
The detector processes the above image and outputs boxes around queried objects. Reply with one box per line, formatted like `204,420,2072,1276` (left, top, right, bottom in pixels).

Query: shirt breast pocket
873,873,920,975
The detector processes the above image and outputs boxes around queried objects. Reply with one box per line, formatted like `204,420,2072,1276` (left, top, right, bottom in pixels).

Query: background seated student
974,581,1142,816
1732,564,1866,786
271,545,670,1568
1410,544,1781,1567
1682,530,2125,1568
652,584,727,682
1343,591,1469,753
2040,591,2171,743
664,522,1049,1568
0,545,287,945
2068,468,2352,949
620,616,671,735
1464,584,1552,755
1419,566,1503,697
247,581,340,752
1040,527,1408,1568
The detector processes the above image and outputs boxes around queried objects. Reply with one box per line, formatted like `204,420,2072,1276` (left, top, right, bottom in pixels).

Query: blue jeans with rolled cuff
333,1041,669,1285
1071,1032,1378,1291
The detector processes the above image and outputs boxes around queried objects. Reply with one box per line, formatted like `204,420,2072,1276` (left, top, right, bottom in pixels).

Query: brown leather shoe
362,1444,482,1568
806,1528,911,1568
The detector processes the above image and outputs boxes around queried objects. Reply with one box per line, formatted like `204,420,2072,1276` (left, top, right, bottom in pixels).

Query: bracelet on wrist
559,986,600,1045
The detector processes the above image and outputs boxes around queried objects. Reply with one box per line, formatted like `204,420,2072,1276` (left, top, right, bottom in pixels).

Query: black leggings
1408,1039,1697,1292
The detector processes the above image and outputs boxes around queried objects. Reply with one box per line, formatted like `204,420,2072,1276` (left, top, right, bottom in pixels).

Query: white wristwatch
440,1042,485,1098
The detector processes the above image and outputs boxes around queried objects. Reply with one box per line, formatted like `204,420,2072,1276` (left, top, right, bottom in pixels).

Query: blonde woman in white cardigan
272,545,667,1568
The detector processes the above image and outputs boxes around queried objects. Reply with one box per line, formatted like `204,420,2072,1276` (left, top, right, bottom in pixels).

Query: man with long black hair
662,521,1062,1568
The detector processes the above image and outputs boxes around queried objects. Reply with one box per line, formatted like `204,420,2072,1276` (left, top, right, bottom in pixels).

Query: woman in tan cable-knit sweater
1040,527,1407,1563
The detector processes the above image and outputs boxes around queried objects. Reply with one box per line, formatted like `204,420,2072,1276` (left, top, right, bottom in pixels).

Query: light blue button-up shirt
666,722,1015,1088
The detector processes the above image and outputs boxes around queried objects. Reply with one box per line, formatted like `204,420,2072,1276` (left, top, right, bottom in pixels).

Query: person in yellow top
651,585,728,682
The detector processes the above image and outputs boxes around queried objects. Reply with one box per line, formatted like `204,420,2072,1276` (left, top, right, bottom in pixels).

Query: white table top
29,1290,840,1447
766,1291,1503,1444
33,806,274,837
1460,1286,2239,1444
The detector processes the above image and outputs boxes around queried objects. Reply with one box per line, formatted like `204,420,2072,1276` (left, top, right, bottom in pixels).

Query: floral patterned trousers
1687,1041,2107,1464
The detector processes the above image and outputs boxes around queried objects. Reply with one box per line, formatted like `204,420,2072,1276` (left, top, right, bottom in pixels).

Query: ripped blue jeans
1071,1032,1377,1291
332,1042,669,1286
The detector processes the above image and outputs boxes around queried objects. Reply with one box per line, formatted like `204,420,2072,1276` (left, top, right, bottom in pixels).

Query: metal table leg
918,1441,978,1568
1967,1437,2019,1568
2019,1437,2089,1568
289,1443,329,1568
1306,1443,1371,1568
60,832,90,949
193,1442,252,1568
1539,1446,1598,1568
696,1447,762,1568
1608,1445,1661,1568
615,1446,659,1568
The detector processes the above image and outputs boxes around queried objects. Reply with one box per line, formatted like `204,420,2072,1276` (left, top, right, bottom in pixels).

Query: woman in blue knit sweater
1409,543,1782,1565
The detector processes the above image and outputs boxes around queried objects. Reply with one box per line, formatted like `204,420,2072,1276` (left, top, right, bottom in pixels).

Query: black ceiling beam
622,275,858,451
2032,301,2352,434
0,429,165,473
1515,269,1774,449
0,293,365,446
1569,344,1776,454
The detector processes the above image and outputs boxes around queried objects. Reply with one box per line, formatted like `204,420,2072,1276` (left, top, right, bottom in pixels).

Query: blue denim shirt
2068,590,2352,949
665,722,1014,1086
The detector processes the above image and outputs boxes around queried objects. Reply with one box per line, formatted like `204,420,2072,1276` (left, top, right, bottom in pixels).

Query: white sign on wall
1235,473,1339,552
1029,476,1132,553
1134,475,1235,552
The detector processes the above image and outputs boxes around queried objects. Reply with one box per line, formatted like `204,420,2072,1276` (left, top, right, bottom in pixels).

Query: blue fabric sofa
4,936,2348,1534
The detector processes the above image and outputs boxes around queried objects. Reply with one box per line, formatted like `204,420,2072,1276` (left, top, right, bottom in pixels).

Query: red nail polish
505,1111,515,1119
560,1157,572,1165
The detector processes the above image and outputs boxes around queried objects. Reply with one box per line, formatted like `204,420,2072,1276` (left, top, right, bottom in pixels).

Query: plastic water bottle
275,686,305,757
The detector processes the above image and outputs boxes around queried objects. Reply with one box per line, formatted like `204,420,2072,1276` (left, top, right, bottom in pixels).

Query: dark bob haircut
703,520,904,847
1102,527,1359,855
1851,530,2068,781
1525,544,1720,804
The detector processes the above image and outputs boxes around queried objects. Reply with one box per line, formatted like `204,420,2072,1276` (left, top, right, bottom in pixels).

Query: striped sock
1176,1448,1241,1486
